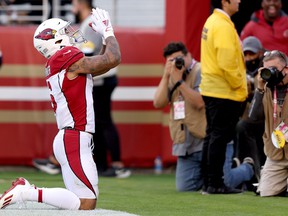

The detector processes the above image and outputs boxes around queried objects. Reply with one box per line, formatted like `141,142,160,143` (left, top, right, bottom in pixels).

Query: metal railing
0,0,73,25
0,0,50,24
0,0,165,27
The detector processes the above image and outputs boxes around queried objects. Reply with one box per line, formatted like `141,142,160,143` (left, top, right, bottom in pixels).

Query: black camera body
175,57,185,70
260,67,284,86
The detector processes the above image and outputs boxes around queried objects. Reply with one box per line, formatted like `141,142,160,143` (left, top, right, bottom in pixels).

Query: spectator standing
249,50,288,196
240,0,288,55
0,8,121,209
200,0,247,194
72,0,131,178
154,42,206,191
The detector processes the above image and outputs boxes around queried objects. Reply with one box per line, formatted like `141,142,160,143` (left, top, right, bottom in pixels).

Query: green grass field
0,169,288,216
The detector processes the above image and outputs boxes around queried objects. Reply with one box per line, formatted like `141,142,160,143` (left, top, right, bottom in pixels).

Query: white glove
90,8,114,40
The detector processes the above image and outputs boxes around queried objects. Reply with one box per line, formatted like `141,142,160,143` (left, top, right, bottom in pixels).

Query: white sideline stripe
0,87,157,101
1,202,139,216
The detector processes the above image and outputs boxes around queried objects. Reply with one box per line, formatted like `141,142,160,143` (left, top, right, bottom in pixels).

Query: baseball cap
242,36,263,53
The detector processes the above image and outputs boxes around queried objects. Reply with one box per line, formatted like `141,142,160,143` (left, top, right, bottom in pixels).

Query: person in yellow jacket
200,0,248,194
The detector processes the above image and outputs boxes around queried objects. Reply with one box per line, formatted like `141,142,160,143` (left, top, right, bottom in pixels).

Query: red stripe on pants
38,189,43,203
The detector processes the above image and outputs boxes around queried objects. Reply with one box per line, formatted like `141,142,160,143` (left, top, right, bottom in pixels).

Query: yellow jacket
200,9,247,102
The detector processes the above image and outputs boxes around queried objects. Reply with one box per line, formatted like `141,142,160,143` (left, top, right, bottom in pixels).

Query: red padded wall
0,0,210,167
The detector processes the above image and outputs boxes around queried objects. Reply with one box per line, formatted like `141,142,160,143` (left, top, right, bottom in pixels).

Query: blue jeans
176,144,254,192
176,151,203,192
223,143,254,188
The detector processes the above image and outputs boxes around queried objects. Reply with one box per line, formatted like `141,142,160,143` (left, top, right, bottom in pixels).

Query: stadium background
0,0,287,168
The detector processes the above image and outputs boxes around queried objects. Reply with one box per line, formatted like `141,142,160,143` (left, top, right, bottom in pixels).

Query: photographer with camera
153,42,205,192
249,50,288,196
154,42,255,192
234,36,266,190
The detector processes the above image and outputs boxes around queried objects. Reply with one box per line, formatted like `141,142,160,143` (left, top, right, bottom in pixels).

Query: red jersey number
47,81,57,113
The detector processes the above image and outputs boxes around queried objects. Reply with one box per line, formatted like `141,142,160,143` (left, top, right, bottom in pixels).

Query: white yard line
0,202,140,216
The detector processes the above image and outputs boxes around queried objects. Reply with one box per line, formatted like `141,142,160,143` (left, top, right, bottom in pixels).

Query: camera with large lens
175,57,185,70
260,67,284,86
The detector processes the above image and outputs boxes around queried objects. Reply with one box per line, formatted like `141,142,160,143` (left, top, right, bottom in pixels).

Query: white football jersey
45,46,95,133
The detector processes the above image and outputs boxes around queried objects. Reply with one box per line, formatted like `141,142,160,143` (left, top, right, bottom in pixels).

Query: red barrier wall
0,0,210,167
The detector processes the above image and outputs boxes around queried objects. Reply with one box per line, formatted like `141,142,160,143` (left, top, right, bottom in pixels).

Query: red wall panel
0,124,57,165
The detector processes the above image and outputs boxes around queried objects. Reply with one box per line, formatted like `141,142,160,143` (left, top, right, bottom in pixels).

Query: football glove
90,8,114,40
